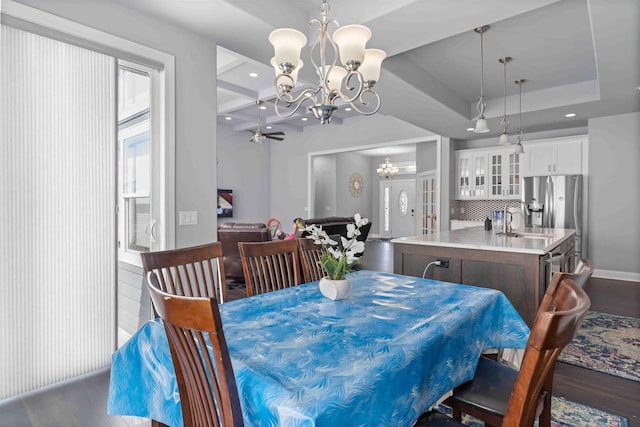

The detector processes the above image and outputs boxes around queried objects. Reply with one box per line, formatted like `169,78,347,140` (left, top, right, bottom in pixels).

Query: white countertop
390,227,576,255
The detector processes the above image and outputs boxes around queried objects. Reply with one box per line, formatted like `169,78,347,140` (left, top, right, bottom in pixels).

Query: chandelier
377,158,399,179
472,25,490,133
268,0,386,124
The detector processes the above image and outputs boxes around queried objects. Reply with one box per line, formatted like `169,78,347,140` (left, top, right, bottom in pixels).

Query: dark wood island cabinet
392,227,576,326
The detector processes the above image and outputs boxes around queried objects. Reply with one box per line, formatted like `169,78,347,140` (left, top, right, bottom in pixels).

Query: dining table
107,270,529,426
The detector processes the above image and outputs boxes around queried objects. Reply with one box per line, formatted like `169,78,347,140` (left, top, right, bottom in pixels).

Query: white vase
319,277,351,300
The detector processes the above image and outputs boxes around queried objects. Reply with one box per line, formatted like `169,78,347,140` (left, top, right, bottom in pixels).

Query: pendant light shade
473,25,490,133
498,56,512,145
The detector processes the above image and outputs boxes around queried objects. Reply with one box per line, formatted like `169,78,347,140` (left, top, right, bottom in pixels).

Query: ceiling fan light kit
248,100,285,144
269,0,386,124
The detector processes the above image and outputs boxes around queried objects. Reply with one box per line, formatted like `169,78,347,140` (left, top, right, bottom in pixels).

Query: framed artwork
217,189,233,217
349,173,364,197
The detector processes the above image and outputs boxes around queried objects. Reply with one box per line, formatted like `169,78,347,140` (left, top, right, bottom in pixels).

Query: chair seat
415,411,465,427
446,356,518,417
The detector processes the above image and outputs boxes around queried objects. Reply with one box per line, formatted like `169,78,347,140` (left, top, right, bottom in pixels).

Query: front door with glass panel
380,179,416,238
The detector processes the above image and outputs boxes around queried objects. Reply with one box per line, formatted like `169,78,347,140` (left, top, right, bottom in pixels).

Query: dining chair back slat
297,238,326,282
147,278,244,427
140,242,227,303
239,240,302,296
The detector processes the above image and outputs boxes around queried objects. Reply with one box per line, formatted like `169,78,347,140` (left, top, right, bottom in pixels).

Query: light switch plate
179,211,198,225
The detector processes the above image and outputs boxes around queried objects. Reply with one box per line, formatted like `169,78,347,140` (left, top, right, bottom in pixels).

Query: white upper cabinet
456,150,487,199
521,136,585,176
488,149,521,199
455,147,520,200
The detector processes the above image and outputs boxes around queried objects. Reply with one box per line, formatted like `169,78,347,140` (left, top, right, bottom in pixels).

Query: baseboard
593,269,640,283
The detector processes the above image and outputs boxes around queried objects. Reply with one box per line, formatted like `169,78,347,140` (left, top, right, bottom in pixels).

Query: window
118,65,152,262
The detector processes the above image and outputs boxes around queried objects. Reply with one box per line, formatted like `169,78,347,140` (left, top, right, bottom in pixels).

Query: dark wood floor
1,240,638,426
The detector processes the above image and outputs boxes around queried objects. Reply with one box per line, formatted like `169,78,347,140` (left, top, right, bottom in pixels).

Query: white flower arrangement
304,213,369,280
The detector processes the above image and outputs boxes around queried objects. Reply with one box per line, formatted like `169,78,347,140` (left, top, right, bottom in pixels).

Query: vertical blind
0,25,116,399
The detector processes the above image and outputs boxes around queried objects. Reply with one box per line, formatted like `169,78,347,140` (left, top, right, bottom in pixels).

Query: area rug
436,396,628,426
558,311,640,382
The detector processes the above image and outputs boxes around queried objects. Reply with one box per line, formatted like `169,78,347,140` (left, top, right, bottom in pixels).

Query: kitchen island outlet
391,227,576,326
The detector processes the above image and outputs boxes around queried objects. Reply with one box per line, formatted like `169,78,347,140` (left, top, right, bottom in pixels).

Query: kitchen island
391,227,576,326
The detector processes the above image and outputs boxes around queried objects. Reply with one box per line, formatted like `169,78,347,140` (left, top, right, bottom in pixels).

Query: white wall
313,155,337,218
14,0,219,248
217,125,271,224
588,112,640,279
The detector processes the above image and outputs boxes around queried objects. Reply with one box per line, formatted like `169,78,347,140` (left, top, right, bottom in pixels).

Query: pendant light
513,79,526,154
472,25,490,133
498,57,512,145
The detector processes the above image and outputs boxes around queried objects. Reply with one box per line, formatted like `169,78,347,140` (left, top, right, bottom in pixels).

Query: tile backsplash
451,199,524,221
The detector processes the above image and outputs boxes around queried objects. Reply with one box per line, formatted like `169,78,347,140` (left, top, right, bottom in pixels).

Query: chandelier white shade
268,28,307,67
498,56,512,145
472,25,490,133
268,0,386,124
377,158,399,178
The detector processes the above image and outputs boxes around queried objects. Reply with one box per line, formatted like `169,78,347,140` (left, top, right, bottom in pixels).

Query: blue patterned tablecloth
108,270,529,426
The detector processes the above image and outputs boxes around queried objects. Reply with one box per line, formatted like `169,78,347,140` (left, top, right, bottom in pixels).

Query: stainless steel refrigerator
521,174,583,257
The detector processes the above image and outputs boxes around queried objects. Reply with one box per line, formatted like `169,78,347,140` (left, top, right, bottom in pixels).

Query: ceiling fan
248,100,285,143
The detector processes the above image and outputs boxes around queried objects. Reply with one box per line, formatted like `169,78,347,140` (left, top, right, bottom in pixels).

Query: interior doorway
380,178,416,238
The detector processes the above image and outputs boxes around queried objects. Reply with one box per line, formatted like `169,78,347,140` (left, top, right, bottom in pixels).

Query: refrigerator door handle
573,176,581,237
545,177,554,228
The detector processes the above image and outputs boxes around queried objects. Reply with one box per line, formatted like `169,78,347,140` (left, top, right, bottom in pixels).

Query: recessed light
565,113,576,118
259,106,267,110
345,107,352,112
248,72,258,78
301,117,308,121
225,116,232,121
466,127,474,132
266,125,273,129
305,92,313,97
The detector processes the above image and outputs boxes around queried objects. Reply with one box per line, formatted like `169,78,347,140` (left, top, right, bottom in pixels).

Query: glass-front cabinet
489,150,520,199
456,151,487,199
456,147,520,200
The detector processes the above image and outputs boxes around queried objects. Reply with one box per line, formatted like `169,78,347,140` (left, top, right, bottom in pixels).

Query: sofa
218,222,272,281
296,216,372,256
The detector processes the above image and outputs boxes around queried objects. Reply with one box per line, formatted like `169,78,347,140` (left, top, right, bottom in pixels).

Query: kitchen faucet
503,203,511,234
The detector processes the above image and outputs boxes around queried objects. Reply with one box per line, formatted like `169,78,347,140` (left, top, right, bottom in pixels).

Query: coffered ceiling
111,0,639,144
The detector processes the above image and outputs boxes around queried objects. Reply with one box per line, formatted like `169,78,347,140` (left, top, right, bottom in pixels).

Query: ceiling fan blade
266,135,285,141
263,131,285,136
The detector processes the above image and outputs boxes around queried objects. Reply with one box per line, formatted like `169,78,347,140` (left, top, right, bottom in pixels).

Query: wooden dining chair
566,258,593,288
147,276,244,427
239,239,302,296
297,237,326,282
140,242,228,303
422,272,591,427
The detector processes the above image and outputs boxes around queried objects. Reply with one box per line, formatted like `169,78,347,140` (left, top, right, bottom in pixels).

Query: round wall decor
349,173,364,197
